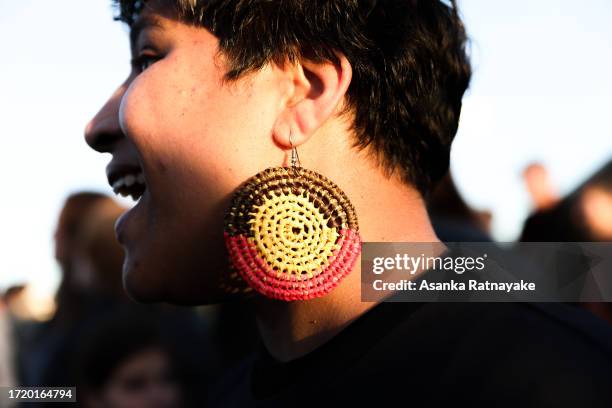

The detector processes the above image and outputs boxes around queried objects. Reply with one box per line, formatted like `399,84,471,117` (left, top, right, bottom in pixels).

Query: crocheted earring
224,135,361,301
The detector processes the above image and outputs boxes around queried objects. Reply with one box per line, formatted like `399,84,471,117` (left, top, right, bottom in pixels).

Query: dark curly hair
114,0,471,195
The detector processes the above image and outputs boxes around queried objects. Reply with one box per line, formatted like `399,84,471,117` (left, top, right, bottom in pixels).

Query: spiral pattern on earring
224,166,361,301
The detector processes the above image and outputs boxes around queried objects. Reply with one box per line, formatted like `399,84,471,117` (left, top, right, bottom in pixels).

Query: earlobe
272,53,352,148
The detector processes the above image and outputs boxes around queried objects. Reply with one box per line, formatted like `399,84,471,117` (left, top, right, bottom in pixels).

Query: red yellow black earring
223,135,361,301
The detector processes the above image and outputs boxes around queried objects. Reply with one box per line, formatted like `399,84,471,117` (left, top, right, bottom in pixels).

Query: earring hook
289,132,301,168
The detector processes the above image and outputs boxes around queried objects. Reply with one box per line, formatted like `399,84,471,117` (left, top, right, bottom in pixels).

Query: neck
255,142,439,361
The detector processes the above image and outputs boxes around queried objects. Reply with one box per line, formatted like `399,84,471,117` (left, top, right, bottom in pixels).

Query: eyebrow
129,14,164,50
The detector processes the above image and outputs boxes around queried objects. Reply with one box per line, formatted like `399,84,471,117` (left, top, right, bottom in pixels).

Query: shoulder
366,302,612,406
469,303,612,406
379,301,612,362
460,302,612,356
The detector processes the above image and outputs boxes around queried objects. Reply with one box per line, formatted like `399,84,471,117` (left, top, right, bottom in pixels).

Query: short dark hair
115,0,471,195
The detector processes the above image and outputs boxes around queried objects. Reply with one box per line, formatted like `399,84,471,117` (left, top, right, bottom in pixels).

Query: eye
131,53,160,73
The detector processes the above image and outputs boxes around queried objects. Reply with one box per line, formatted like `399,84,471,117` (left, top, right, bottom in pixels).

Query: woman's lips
107,163,147,201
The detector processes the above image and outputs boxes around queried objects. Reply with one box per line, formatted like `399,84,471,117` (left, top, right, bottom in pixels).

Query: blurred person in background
2,285,37,320
20,192,215,406
578,164,612,242
20,192,131,387
76,312,183,408
3,284,37,390
523,162,559,212
520,159,612,323
0,292,17,389
520,159,612,242
427,172,492,242
53,192,128,308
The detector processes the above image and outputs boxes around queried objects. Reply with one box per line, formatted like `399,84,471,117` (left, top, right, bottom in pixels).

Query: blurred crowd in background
0,193,258,408
0,158,611,408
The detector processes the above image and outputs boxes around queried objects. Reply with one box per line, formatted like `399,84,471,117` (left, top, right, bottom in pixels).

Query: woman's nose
85,85,126,153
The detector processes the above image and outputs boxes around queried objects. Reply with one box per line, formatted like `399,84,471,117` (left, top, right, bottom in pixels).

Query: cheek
121,60,282,198
119,65,183,149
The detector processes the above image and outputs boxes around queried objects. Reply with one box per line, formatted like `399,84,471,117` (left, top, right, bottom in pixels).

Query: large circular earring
224,136,361,301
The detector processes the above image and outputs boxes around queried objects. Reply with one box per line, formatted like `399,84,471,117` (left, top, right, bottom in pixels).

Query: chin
122,260,166,304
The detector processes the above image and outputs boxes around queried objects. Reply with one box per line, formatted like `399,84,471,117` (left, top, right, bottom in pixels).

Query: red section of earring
224,228,361,301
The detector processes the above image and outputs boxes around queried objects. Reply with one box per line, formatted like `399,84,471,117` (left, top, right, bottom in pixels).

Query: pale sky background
1,0,611,298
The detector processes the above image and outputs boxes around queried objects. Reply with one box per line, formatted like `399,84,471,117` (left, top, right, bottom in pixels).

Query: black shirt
210,300,612,407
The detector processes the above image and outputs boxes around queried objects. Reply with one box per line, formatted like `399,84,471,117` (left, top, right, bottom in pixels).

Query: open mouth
107,167,147,201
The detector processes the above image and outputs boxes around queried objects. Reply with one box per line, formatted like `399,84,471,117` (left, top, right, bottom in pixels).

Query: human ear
272,53,352,148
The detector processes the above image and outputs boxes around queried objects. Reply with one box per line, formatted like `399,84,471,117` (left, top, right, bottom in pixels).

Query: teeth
124,175,136,187
112,178,125,190
111,172,146,197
